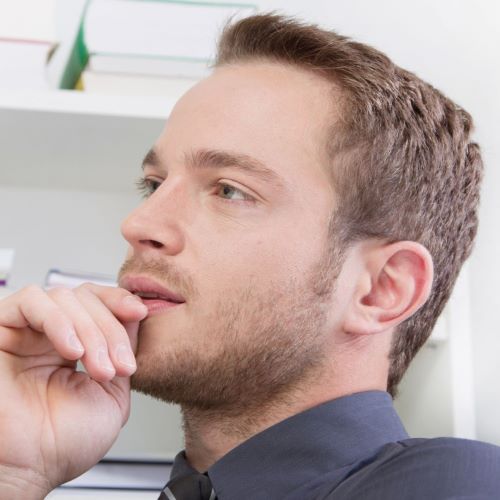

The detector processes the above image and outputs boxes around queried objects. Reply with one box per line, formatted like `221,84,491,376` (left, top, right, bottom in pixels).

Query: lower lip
139,298,184,316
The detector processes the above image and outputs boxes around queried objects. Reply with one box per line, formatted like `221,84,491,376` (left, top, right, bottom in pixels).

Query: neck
181,393,307,472
180,337,391,472
180,376,385,472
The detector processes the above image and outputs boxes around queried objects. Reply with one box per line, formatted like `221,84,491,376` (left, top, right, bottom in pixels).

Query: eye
135,177,161,199
215,183,254,203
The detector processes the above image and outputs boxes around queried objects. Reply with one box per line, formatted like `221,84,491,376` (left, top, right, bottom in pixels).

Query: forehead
156,62,337,192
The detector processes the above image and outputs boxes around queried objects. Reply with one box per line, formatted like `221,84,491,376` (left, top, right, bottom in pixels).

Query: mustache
117,256,197,300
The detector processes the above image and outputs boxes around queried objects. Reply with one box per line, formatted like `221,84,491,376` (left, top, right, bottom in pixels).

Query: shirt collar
169,391,408,499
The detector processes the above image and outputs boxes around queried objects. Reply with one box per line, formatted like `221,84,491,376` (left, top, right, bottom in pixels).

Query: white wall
253,0,500,444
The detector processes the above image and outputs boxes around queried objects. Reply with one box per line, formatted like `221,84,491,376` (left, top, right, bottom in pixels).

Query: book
81,69,199,97
44,268,117,289
46,457,173,498
0,38,55,90
47,490,158,499
60,457,172,490
61,0,256,90
0,0,58,89
50,0,90,90
80,46,213,97
88,53,211,80
83,0,257,61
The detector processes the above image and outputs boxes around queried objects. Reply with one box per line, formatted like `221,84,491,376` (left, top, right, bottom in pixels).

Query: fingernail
123,295,147,310
97,348,115,373
67,332,84,354
116,344,136,370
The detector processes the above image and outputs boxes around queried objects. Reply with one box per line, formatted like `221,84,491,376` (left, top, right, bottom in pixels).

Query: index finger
73,283,148,322
0,284,70,330
0,285,80,357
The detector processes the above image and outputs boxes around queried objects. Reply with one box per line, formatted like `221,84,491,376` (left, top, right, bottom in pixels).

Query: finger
75,283,148,322
100,321,141,427
123,320,140,354
0,285,83,360
48,286,118,382
72,287,139,377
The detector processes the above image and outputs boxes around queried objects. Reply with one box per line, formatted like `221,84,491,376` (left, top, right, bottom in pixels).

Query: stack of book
74,0,257,98
44,268,117,289
0,0,57,90
47,457,173,498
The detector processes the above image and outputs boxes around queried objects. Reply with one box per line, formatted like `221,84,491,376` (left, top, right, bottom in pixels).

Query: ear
343,241,433,336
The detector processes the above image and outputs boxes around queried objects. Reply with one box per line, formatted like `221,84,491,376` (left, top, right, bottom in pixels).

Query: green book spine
57,1,90,89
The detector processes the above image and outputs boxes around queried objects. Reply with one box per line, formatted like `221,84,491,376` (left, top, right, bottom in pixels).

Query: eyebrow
141,147,286,188
141,148,161,170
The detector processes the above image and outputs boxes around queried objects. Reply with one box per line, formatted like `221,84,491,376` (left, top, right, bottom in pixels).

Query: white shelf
0,90,170,193
0,89,174,119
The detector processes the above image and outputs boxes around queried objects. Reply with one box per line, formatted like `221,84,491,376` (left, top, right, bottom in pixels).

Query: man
0,13,499,500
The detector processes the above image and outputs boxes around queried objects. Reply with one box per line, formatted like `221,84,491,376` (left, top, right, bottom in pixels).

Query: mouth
120,275,186,316
133,294,185,315
132,291,184,303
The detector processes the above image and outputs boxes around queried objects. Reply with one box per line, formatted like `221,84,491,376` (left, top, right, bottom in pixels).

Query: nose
121,176,186,256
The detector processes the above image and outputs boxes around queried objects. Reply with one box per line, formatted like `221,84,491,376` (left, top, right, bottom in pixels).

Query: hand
0,283,148,499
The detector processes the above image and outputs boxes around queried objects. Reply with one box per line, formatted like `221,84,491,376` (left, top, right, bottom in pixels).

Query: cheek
211,238,309,290
193,211,327,290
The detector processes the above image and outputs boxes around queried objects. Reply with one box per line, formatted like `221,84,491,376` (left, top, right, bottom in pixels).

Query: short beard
131,216,344,419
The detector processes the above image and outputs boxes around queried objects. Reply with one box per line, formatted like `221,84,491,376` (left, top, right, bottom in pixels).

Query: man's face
119,62,343,413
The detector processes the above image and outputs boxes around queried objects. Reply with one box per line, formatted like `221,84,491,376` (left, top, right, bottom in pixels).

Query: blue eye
219,184,245,200
135,177,160,199
217,183,249,201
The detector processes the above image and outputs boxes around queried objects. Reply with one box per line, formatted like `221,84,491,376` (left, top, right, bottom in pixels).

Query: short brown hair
215,14,483,397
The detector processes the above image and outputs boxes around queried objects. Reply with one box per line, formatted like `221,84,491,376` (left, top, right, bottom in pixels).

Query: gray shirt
169,391,500,499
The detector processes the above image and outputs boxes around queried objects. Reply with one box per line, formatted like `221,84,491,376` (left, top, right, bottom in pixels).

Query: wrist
0,464,52,500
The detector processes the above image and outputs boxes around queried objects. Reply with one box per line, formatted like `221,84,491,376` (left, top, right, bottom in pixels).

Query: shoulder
404,436,500,465
326,437,500,500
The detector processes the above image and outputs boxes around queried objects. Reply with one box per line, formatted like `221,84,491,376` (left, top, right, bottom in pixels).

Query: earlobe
344,241,433,336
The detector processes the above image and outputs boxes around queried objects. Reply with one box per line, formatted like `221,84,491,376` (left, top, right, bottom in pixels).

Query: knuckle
40,309,71,335
48,286,74,300
99,316,127,339
77,324,103,344
77,282,98,293
77,282,117,297
22,284,43,296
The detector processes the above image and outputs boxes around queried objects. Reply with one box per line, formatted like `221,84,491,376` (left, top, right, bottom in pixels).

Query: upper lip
120,275,186,303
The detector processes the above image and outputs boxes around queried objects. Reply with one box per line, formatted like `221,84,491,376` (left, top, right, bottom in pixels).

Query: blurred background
1,0,499,459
